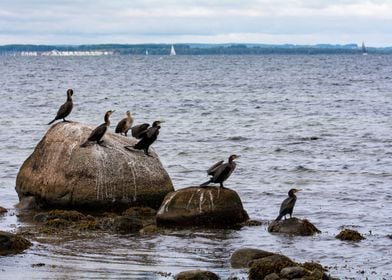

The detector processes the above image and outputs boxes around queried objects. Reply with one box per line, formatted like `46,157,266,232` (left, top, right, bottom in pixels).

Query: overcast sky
1,0,392,46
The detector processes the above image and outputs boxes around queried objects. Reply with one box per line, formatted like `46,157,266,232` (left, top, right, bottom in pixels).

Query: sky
1,0,392,46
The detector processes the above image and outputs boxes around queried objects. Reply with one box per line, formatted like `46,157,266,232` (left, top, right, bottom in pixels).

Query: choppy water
0,55,392,279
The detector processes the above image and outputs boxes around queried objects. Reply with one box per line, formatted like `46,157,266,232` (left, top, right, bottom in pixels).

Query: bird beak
295,189,302,192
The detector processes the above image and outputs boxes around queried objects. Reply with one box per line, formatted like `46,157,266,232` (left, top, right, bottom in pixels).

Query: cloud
0,0,391,46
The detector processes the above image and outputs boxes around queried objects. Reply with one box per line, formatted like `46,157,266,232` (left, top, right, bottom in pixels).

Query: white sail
362,41,368,55
145,49,148,55
170,45,176,56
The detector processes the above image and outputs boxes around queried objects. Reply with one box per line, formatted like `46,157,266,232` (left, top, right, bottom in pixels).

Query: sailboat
362,41,368,55
145,49,149,55
170,45,176,56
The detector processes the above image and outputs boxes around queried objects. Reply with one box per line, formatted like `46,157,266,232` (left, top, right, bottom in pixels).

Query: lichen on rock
16,122,174,211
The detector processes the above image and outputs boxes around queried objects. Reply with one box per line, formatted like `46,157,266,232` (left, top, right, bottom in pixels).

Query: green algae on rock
0,231,32,256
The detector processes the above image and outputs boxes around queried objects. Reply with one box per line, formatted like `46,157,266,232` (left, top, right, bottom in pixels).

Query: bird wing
88,123,107,141
207,160,224,175
115,118,126,133
131,123,150,139
279,196,296,215
55,100,72,119
146,126,159,138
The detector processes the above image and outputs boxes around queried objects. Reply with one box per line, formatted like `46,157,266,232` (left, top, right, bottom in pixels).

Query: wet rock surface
268,217,321,236
336,229,365,241
232,247,336,280
31,208,160,235
0,231,32,255
16,122,174,210
175,269,220,280
156,186,249,227
230,248,274,268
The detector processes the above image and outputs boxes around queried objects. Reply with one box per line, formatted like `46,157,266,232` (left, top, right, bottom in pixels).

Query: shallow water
0,55,392,279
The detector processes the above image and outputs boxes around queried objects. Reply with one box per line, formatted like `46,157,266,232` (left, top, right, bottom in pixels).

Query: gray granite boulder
16,122,174,210
156,186,249,227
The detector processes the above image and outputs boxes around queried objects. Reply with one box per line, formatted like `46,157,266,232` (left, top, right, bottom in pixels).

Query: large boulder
268,217,321,236
156,186,249,227
16,122,174,210
0,231,32,256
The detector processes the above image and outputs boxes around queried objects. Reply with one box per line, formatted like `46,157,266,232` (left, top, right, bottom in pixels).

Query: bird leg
63,118,71,122
98,140,107,147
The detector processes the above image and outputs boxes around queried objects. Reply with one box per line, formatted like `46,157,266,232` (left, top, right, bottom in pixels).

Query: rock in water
175,270,220,280
230,248,274,268
16,122,174,210
156,186,249,227
268,217,321,236
0,231,32,256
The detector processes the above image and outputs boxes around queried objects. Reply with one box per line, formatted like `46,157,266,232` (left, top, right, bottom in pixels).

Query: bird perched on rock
275,188,301,221
125,120,162,155
81,110,114,147
48,89,73,124
115,110,133,136
200,154,240,188
131,123,150,139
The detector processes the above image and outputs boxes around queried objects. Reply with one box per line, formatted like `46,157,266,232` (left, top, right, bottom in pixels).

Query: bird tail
275,214,283,222
80,141,88,148
200,180,211,187
48,119,56,125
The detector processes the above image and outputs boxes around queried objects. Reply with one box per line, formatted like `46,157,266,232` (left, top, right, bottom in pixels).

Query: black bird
115,110,133,136
125,121,162,155
275,188,301,221
48,89,73,124
200,154,240,188
131,123,150,139
81,110,114,147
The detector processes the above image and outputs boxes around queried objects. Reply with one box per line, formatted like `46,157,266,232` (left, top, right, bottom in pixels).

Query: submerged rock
232,247,334,280
16,122,174,210
0,231,32,256
336,229,365,241
230,248,274,268
175,270,220,280
156,186,249,227
268,217,321,236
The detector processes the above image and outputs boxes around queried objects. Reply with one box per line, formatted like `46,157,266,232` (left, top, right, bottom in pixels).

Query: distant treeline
1,43,392,55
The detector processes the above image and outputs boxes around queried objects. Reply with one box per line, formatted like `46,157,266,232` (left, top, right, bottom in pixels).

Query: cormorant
131,123,150,139
275,188,301,221
125,121,162,155
115,110,133,136
81,110,114,147
200,154,240,188
48,89,73,124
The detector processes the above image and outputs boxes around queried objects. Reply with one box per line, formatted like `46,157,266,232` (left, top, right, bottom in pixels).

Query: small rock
0,231,32,255
139,225,160,235
336,229,365,241
156,186,249,228
263,273,280,280
230,248,274,268
0,206,7,214
175,270,220,280
268,217,321,236
249,254,296,280
113,216,143,234
280,266,307,278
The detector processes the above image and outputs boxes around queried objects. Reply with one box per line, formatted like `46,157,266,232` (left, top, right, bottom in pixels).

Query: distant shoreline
1,43,391,55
